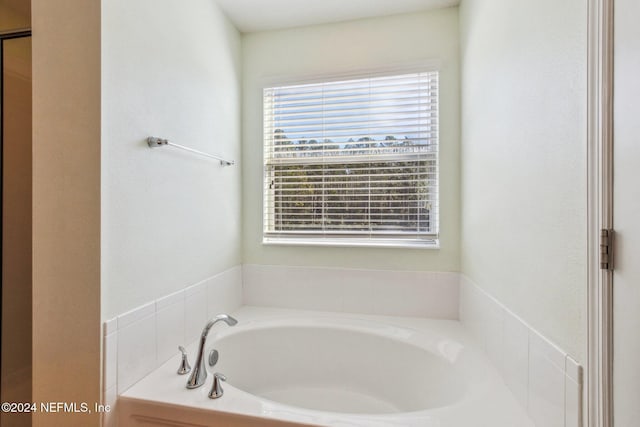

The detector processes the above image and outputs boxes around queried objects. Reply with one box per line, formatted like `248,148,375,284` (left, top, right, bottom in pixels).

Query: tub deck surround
118,306,534,427
102,265,458,423
103,266,580,426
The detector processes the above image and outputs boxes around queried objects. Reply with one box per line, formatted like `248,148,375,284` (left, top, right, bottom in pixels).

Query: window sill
262,237,440,250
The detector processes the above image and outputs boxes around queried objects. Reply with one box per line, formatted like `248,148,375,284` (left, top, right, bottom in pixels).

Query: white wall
459,0,586,361
242,8,460,271
102,0,242,319
613,0,640,423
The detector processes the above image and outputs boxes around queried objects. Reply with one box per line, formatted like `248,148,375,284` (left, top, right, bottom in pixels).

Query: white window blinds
263,71,439,246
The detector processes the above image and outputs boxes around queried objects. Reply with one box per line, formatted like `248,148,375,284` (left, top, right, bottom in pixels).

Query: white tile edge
104,317,117,336
102,331,118,393
565,355,583,383
117,302,155,329
184,279,208,298
156,289,185,310
102,385,117,427
565,371,583,427
529,329,567,372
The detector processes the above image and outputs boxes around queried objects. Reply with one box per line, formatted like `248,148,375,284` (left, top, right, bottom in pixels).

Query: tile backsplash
459,275,583,427
102,266,582,427
101,266,242,427
243,264,460,319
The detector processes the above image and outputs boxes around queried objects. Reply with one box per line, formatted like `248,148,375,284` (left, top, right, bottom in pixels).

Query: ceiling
215,0,460,33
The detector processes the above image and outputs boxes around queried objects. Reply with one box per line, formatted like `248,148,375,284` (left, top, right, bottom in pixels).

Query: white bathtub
119,306,533,426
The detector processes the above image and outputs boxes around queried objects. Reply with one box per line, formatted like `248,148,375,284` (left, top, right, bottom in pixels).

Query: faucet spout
186,314,237,389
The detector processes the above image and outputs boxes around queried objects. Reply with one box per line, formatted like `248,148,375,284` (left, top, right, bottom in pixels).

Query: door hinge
600,229,614,270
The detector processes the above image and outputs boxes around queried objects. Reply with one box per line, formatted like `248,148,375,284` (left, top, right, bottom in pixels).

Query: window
263,71,439,247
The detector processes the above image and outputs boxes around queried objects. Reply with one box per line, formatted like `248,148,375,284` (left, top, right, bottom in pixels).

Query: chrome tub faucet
186,314,238,389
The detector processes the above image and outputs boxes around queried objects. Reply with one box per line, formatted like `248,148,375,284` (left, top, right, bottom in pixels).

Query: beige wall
1,36,31,427
32,0,101,425
101,0,242,319
459,0,587,361
242,8,460,271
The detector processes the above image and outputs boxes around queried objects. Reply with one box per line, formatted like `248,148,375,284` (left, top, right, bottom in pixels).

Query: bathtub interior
119,307,535,427
207,323,469,414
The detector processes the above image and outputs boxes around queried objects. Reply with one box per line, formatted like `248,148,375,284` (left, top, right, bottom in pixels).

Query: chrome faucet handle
177,346,191,375
208,373,226,399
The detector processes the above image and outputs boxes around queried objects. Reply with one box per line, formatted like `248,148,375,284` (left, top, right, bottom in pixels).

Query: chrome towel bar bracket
147,136,235,166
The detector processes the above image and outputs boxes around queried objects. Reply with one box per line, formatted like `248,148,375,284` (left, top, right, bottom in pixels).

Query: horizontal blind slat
271,117,435,132
270,77,436,97
266,97,437,114
273,89,435,106
271,106,436,121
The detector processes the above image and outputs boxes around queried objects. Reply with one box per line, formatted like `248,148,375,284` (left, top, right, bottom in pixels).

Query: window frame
261,68,441,249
